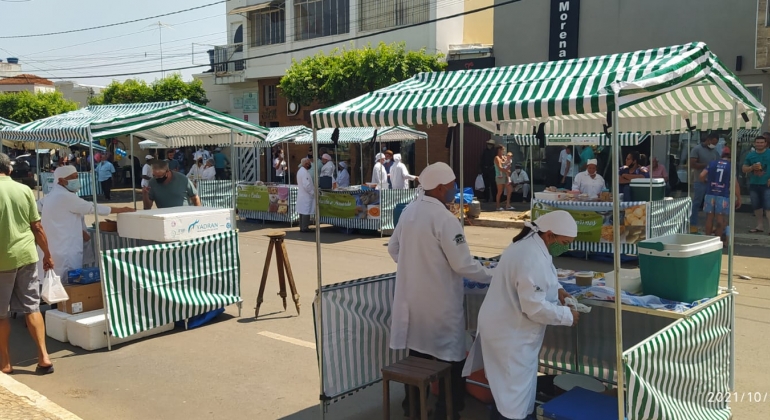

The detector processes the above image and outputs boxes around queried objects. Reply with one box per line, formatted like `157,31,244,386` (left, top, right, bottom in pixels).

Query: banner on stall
319,190,381,220
236,185,290,214
532,202,649,244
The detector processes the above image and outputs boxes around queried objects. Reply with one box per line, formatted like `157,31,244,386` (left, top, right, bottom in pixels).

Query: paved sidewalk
0,373,81,420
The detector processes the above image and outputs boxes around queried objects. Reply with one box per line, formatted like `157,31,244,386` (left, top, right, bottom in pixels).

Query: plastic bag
474,174,485,191
41,270,69,305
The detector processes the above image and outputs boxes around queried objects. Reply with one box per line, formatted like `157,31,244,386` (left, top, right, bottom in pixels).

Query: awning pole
35,141,41,200
530,144,534,207
649,135,653,200
728,101,738,390
286,141,291,185
130,134,136,210
425,136,429,168
88,129,111,352
611,98,625,420
459,123,465,229
359,144,363,185
312,125,325,420
687,131,691,222
230,131,236,223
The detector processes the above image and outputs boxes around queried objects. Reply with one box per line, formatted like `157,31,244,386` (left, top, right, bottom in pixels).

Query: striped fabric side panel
380,189,417,230
317,216,381,230
624,295,732,420
197,179,234,209
102,230,241,339
314,274,408,400
649,197,691,238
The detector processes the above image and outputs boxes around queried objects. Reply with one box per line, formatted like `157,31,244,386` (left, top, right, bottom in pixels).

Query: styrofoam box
66,310,174,351
117,206,232,242
45,309,73,343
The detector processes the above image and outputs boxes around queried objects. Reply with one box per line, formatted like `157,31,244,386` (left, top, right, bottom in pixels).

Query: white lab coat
336,168,350,188
320,161,336,178
371,162,389,190
572,171,606,198
187,163,205,181
390,161,416,189
201,166,216,180
464,233,573,419
37,184,112,278
296,166,315,215
388,194,492,361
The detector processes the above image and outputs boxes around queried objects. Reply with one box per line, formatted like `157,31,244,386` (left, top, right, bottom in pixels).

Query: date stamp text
706,392,768,403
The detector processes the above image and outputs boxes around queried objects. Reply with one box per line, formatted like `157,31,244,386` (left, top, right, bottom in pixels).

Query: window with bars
294,0,350,41
250,6,286,46
359,0,430,31
264,85,278,107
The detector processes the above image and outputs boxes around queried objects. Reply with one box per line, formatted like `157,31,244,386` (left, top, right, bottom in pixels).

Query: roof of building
0,74,55,86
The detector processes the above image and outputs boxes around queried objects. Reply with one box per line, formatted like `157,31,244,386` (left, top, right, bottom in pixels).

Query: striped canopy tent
0,116,18,128
309,42,764,419
293,126,427,144
138,139,164,149
507,132,648,146
264,125,313,147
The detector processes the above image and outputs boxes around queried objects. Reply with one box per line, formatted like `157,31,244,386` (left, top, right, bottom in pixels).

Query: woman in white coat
296,158,315,232
465,210,579,420
336,161,350,188
390,154,417,189
371,153,388,190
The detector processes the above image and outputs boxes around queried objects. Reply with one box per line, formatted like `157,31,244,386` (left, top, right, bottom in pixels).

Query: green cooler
637,234,723,302
630,177,666,201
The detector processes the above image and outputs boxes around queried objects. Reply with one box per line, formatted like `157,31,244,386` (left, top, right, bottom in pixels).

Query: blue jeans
691,182,707,226
749,184,770,211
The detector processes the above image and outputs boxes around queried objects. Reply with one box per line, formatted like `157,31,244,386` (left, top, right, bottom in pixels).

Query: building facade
0,74,56,94
54,81,103,108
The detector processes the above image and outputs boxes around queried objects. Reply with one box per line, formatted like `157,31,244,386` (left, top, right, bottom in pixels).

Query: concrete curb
0,372,82,420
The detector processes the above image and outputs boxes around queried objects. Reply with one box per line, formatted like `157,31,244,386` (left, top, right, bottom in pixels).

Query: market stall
308,42,764,419
317,187,417,232
2,100,269,349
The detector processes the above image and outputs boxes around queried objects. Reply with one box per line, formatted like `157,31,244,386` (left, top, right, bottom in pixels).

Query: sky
0,0,228,87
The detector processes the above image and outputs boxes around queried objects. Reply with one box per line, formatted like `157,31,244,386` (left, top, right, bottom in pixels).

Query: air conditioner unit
287,101,300,116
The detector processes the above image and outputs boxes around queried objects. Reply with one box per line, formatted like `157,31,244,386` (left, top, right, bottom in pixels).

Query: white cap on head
419,162,455,190
375,153,384,161
393,153,402,163
322,153,332,161
339,161,347,169
145,155,154,160
53,165,77,180
586,159,598,166
527,210,578,237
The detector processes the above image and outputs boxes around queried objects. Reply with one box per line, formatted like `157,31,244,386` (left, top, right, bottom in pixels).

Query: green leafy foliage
0,91,79,123
89,73,208,105
279,42,446,106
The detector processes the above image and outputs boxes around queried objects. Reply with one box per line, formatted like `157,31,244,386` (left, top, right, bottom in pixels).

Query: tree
0,91,79,123
89,73,208,106
279,42,446,107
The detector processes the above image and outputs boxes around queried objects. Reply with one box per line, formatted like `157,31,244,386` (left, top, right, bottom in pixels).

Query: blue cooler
537,387,624,420
69,267,101,285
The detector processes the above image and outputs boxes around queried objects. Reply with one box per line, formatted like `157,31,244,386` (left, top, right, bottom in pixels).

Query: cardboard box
60,282,104,315
117,206,232,242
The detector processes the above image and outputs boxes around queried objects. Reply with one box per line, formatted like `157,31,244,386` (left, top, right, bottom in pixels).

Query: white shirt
296,166,316,215
572,171,606,198
388,195,492,361
510,169,529,184
390,161,416,189
371,162,389,190
466,234,572,418
336,168,350,188
201,166,216,180
187,163,205,181
320,161,336,178
274,157,287,177
37,184,112,278
194,149,211,161
141,163,152,188
558,150,576,177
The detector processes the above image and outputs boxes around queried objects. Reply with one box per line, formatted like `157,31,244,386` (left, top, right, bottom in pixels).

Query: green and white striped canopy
1,100,269,147
0,116,18,128
293,126,427,144
312,43,765,135
508,133,648,146
265,125,313,146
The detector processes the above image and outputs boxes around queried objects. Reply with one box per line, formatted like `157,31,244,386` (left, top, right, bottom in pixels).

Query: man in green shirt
0,153,55,375
742,135,770,233
143,160,201,209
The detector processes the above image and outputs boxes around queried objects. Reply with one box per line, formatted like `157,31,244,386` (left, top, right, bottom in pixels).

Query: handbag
474,174,485,191
41,270,69,305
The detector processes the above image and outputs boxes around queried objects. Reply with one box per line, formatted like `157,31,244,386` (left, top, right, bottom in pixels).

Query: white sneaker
497,207,504,211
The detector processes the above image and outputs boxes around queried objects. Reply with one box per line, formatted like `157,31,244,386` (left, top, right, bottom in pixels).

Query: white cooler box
117,206,232,242
66,310,175,351
45,309,73,343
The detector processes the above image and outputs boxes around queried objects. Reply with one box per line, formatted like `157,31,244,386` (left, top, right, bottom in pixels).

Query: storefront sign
242,92,259,112
532,201,649,244
548,0,580,61
236,185,289,213
319,190,380,219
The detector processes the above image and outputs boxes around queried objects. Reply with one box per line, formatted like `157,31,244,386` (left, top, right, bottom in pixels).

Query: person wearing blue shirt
96,154,116,201
742,135,770,233
213,147,230,180
700,147,740,239
618,151,649,202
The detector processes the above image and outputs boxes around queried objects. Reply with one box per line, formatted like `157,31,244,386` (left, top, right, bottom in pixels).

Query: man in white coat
389,153,417,189
296,158,315,232
572,159,606,199
371,153,388,190
37,165,133,278
388,162,492,419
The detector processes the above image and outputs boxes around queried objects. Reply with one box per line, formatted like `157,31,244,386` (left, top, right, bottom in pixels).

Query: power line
0,1,227,39
9,0,484,79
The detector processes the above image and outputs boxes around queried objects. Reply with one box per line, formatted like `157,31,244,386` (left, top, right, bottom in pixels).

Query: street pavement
4,199,770,419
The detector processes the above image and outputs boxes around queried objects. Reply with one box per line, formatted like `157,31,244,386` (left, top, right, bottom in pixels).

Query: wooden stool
382,356,453,420
255,231,300,318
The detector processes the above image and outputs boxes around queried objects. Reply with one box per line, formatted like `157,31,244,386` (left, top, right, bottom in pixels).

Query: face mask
443,186,457,203
515,169,521,174
155,172,169,183
708,144,716,149
65,179,81,192
548,242,570,257
308,154,313,159
385,159,391,163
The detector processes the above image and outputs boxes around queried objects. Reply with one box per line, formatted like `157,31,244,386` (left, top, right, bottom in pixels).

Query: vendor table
531,197,691,255
318,188,416,232
312,261,732,419
41,171,102,197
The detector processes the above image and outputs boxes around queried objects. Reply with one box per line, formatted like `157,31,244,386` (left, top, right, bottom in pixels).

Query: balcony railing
210,44,245,74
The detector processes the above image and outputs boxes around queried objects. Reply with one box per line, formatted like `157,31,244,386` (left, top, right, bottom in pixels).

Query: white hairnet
418,162,455,190
53,165,77,180
339,161,347,169
375,153,384,161
393,153,402,163
586,159,598,166
526,210,578,237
